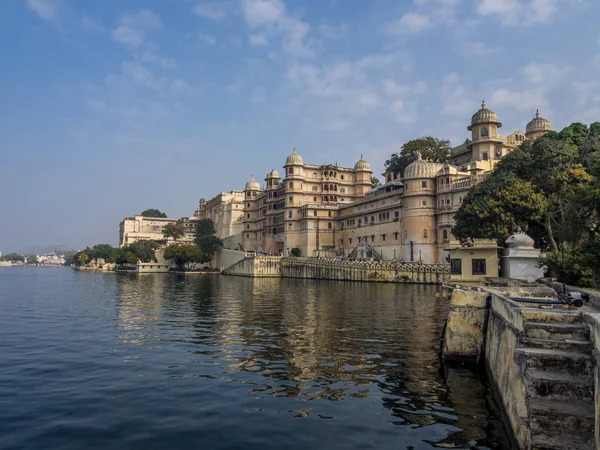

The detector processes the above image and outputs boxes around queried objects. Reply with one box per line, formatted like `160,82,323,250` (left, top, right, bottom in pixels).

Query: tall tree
141,209,167,218
163,244,203,270
26,255,39,265
370,176,382,188
194,219,222,264
384,137,451,176
162,222,186,240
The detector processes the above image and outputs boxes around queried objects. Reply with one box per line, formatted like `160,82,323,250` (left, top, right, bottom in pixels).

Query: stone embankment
223,256,450,284
443,285,598,449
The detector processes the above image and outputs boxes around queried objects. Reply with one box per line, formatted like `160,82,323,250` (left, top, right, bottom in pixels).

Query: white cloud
249,34,269,45
477,0,563,26
112,26,145,49
198,33,217,45
193,2,235,20
489,87,549,112
241,0,285,27
85,99,107,111
388,12,431,34
240,0,315,58
440,72,476,117
118,9,163,30
460,42,500,57
26,0,59,22
81,14,104,33
136,51,177,69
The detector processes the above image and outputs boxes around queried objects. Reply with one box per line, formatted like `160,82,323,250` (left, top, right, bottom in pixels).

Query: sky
1,0,599,252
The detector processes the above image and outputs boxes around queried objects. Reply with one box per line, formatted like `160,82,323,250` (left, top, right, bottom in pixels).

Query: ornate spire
292,148,297,154
535,109,540,119
416,150,422,160
482,100,486,109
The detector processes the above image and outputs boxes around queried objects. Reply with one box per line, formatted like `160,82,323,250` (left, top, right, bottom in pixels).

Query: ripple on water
0,268,511,449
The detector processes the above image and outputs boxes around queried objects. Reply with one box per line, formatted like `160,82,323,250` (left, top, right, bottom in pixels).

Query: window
371,216,374,222
340,239,344,245
288,223,292,228
440,199,444,206
247,214,250,218
328,211,332,217
388,174,392,182
421,180,427,189
328,222,332,229
247,225,250,229
382,234,386,241
247,203,250,207
394,210,399,218
340,175,344,180
446,199,450,204
404,230,407,240
288,211,292,218
289,196,293,203
246,233,250,238
349,238,352,244
472,259,487,275
394,232,399,240
451,259,462,275
443,229,448,240
313,173,317,178
481,127,488,137
288,168,293,175
314,210,317,216
289,182,293,189
423,229,428,238
312,186,317,191
313,197,317,202
482,152,489,161
371,235,375,242
422,200,427,207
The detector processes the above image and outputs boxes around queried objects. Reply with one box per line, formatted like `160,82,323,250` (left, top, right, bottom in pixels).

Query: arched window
288,196,293,203
312,186,317,191
334,196,338,202
313,196,317,202
423,229,428,238
443,229,448,240
388,174,392,182
324,185,329,191
481,127,488,137
340,188,345,193
288,211,292,218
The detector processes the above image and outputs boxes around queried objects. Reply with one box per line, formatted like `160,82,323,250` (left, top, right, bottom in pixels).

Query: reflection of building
241,104,552,264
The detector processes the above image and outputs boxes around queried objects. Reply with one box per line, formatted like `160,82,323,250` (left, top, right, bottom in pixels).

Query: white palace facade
119,102,552,264
240,102,552,263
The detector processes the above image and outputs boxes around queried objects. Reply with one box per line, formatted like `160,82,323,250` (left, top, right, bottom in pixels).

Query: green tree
370,176,381,188
128,240,159,263
195,219,216,236
163,244,203,270
453,134,588,250
384,137,451,176
162,222,186,240
74,251,90,267
141,208,167,218
26,255,39,265
291,247,301,257
558,122,589,148
1,253,25,262
115,249,138,265
194,219,222,265
88,244,118,263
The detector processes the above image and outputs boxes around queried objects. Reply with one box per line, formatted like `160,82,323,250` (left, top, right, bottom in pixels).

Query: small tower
526,110,552,140
354,155,373,196
284,148,303,178
468,101,503,163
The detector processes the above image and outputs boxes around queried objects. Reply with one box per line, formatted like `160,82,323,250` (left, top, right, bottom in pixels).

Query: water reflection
111,274,509,448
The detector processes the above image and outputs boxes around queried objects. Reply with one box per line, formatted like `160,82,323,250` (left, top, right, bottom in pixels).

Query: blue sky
1,0,599,252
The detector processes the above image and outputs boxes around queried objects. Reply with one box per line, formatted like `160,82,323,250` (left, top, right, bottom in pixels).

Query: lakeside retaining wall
223,256,450,284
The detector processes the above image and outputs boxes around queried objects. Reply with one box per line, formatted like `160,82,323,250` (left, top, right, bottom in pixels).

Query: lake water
0,267,510,449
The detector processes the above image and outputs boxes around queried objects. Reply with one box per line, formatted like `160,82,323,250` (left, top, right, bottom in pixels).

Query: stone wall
443,289,488,361
214,248,246,271
281,258,449,284
222,256,282,277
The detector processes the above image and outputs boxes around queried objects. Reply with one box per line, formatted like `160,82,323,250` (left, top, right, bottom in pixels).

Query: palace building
240,102,552,263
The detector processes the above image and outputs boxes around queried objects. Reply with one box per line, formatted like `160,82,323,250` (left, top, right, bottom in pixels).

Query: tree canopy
0,253,25,262
141,208,167,218
370,176,382,189
384,137,452,176
162,222,186,240
194,219,223,265
26,255,39,265
163,244,203,270
452,121,600,287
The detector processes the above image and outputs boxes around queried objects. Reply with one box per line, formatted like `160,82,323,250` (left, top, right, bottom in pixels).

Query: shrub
291,248,301,257
578,278,595,289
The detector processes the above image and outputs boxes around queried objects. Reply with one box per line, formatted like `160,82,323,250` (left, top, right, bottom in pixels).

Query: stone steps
516,347,592,376
526,369,592,400
529,398,595,449
524,322,590,341
521,336,593,352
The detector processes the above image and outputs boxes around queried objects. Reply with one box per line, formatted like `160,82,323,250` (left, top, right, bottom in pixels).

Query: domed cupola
403,152,445,180
468,100,502,130
354,155,371,172
245,175,261,191
526,110,552,137
266,169,280,179
285,148,303,166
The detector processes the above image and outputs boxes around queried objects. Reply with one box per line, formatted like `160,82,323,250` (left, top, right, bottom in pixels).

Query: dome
267,169,280,178
245,175,260,191
354,155,371,171
526,110,552,135
505,232,535,248
285,148,303,166
403,153,445,180
469,100,500,128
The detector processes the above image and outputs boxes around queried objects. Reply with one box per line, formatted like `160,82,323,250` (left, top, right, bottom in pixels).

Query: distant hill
11,244,77,256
